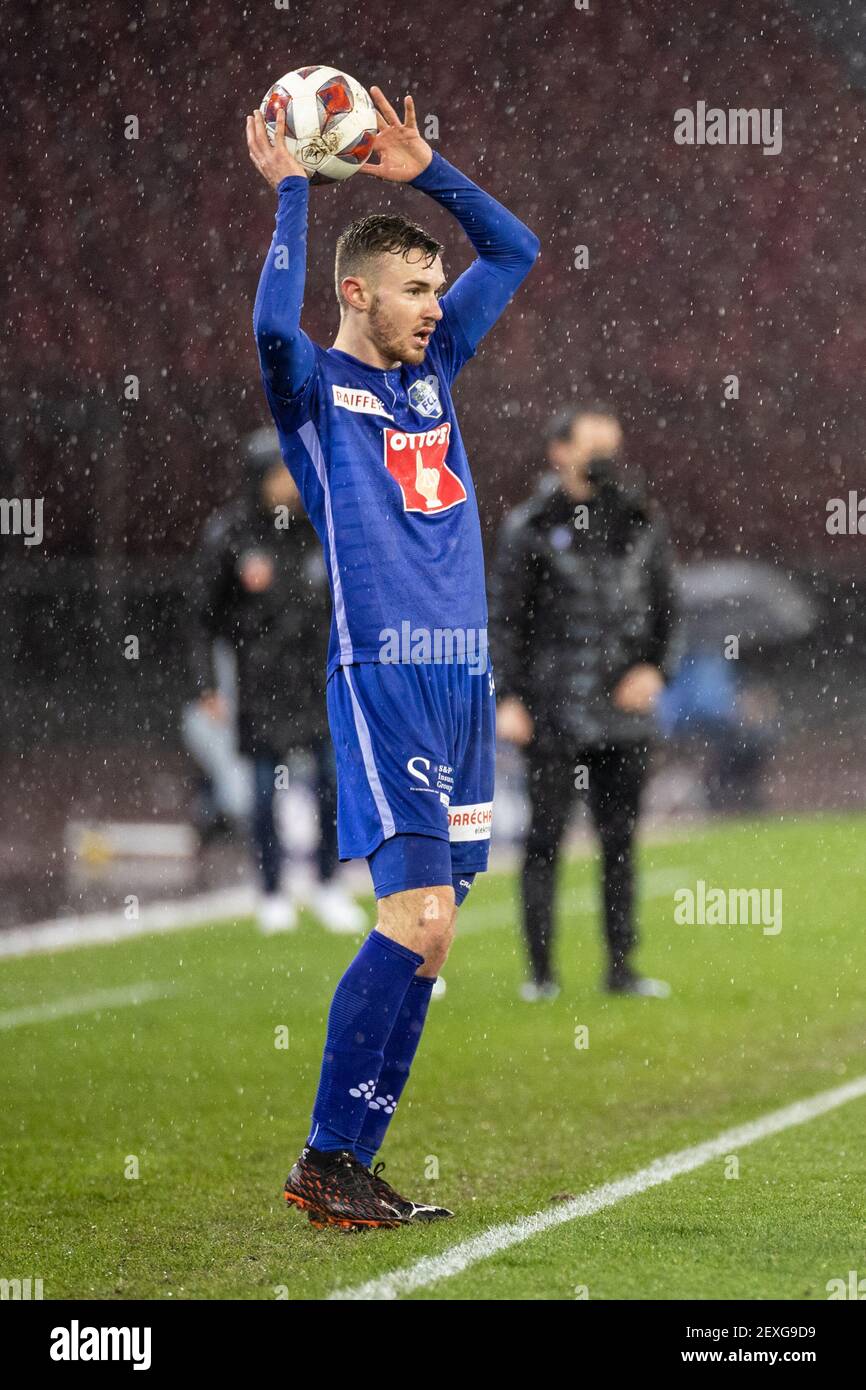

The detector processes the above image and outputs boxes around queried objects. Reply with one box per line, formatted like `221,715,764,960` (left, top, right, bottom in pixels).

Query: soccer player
246,86,539,1229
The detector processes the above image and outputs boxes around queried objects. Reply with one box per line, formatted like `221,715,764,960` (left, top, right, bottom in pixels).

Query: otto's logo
383,423,466,515
408,375,442,419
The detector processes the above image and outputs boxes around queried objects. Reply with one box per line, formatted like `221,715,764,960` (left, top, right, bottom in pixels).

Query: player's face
366,250,446,366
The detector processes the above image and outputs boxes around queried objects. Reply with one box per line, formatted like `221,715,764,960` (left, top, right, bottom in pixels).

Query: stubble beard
368,295,425,367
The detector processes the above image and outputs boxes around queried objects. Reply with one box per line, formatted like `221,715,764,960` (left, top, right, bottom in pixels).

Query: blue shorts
326,659,496,901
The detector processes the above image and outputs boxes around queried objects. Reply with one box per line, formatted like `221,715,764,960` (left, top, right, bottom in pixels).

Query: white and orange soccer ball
260,65,377,184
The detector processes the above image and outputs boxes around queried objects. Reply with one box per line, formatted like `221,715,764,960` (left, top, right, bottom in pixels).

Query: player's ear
339,275,370,312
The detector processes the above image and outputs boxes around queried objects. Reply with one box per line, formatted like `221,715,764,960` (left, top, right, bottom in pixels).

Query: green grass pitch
0,814,863,1300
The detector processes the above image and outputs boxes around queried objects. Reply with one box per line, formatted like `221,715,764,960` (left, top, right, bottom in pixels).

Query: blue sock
353,974,436,1167
307,930,424,1154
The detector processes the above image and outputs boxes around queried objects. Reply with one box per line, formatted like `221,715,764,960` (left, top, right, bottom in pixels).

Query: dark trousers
521,737,649,983
251,737,339,894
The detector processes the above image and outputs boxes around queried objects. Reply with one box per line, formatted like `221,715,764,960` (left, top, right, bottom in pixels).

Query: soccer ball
260,65,377,184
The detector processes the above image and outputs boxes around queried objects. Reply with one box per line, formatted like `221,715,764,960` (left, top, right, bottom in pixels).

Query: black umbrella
676,560,818,651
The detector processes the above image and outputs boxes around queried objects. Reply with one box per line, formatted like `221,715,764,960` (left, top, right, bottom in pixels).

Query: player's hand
497,696,534,746
246,108,309,189
199,691,230,723
358,88,433,182
611,664,664,714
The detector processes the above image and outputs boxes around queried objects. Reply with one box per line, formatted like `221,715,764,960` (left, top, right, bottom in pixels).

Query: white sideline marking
0,860,690,961
0,982,177,1030
0,888,256,961
329,1074,866,1300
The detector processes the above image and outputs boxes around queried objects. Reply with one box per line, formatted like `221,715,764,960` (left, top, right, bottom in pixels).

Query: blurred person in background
181,635,252,841
188,426,365,935
490,404,677,998
658,647,778,814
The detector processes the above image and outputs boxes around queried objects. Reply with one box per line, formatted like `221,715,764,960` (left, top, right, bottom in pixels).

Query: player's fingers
246,115,265,160
249,110,268,154
403,94,418,130
357,160,385,176
256,108,275,143
370,85,400,126
373,108,389,133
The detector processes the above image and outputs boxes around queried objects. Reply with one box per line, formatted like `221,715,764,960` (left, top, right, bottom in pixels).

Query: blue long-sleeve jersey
253,150,540,678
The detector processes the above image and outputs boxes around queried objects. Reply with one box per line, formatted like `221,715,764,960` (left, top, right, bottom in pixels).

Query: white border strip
342,666,397,840
330,1074,866,1300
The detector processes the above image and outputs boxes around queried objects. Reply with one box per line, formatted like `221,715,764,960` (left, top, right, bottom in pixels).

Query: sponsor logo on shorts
407,757,454,802
448,802,492,842
407,756,432,788
332,384,394,419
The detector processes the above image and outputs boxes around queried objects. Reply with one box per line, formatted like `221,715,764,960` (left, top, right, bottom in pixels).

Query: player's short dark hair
334,215,444,310
545,401,620,450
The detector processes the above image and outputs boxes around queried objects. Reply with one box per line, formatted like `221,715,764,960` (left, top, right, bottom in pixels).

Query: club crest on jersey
408,374,443,419
383,423,467,515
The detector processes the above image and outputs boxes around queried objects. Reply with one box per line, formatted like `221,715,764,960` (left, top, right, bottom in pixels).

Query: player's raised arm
247,108,316,399
360,88,540,354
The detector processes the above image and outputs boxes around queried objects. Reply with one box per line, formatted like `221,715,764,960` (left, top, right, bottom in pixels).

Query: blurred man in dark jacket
188,427,365,935
489,405,677,997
